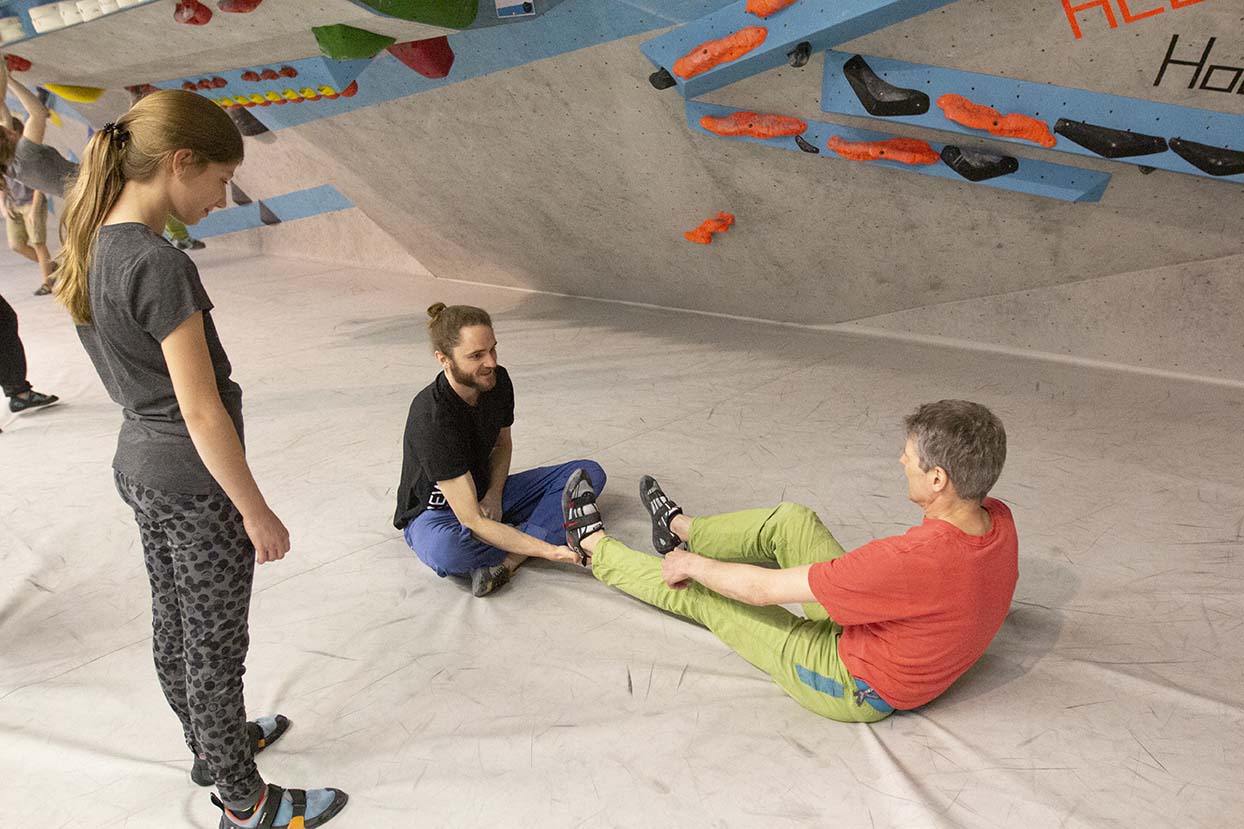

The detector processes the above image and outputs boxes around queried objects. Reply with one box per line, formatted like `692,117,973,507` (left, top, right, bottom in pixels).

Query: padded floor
2,248,1241,827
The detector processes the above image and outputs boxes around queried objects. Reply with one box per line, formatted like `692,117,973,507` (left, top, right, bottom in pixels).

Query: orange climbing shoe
684,212,735,245
936,94,1056,148
699,111,807,138
673,26,768,80
827,136,940,165
746,0,799,17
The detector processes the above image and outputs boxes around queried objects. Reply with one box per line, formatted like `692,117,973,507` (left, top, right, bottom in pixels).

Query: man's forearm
484,440,512,501
686,557,773,605
468,515,559,559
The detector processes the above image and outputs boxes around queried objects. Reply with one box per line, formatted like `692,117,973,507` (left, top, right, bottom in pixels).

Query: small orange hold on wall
673,27,768,80
684,212,736,245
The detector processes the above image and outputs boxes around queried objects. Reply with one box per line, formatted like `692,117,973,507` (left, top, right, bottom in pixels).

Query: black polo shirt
393,366,514,529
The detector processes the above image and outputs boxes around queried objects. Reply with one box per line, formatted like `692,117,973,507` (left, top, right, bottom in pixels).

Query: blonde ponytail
55,128,127,324
55,90,244,325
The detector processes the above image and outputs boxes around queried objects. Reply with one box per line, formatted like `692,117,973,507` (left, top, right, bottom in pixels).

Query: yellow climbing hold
44,83,105,103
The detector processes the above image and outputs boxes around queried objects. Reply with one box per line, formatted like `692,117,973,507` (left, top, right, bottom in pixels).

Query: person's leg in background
165,216,205,251
24,198,55,294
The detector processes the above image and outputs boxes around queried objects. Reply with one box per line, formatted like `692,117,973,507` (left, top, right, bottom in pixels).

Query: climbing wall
8,0,1243,382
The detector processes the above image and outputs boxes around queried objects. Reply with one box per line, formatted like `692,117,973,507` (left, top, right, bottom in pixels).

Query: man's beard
448,360,496,392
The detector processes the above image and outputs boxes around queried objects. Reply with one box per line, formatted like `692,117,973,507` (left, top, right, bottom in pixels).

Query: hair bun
427,302,446,320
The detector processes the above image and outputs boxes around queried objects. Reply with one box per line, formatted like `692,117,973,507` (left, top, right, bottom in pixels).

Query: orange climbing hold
699,111,807,139
684,212,736,245
826,136,940,165
746,0,799,18
936,94,1056,148
673,26,767,80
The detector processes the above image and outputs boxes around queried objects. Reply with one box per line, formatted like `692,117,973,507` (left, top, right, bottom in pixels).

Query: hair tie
101,122,130,148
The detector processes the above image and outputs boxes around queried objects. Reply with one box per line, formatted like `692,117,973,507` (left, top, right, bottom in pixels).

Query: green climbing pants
592,502,893,723
164,217,190,242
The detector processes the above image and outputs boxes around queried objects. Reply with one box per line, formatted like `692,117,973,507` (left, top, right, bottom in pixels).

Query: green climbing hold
312,24,398,61
348,0,478,29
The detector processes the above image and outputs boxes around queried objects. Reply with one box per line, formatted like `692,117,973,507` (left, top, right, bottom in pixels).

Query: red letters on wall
1063,0,1206,40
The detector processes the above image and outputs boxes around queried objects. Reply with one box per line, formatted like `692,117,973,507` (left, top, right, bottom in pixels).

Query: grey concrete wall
845,252,1244,385
14,0,1243,382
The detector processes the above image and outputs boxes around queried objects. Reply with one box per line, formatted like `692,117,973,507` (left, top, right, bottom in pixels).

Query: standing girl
56,89,347,828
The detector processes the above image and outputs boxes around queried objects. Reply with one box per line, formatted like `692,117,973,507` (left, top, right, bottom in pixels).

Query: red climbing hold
341,81,359,98
216,0,264,11
936,94,1056,148
673,26,767,80
684,212,736,245
699,111,807,138
388,36,455,79
279,66,298,78
182,81,198,91
196,78,214,90
746,0,798,18
241,70,260,82
827,136,940,165
4,54,31,73
260,68,279,81
174,0,213,25
212,77,227,88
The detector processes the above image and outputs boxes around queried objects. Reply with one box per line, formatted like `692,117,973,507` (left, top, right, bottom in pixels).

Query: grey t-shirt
77,223,243,494
3,173,33,210
10,136,77,199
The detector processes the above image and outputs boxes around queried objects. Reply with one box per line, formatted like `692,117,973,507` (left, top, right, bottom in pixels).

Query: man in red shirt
561,399,1017,721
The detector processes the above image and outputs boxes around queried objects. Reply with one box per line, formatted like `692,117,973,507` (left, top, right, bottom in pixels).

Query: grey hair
904,400,1006,502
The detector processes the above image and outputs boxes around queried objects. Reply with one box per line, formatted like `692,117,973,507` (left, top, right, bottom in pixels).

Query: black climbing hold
226,107,269,137
1053,119,1167,159
1168,137,1244,177
787,42,811,69
648,68,676,90
257,201,281,226
794,134,819,154
940,146,1019,182
1137,165,1156,175
842,54,929,118
230,182,252,205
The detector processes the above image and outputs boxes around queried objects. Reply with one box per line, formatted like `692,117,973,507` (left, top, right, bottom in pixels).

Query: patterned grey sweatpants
114,470,264,809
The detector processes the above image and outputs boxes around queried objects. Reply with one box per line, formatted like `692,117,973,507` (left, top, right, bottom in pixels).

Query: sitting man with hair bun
394,303,606,597
560,399,1017,720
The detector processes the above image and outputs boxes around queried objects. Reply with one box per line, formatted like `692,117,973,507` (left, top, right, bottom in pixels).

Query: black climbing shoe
9,390,59,413
213,783,348,829
842,54,929,117
562,468,604,566
639,475,683,555
1053,119,1167,159
470,564,511,597
940,146,1019,182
